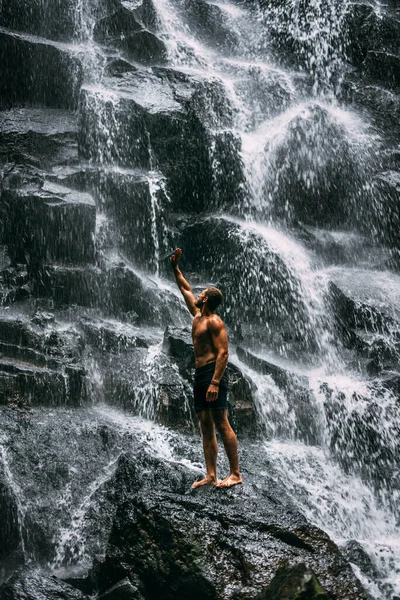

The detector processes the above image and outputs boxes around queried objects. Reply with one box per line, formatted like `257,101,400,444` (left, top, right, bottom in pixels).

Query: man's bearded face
195,289,208,308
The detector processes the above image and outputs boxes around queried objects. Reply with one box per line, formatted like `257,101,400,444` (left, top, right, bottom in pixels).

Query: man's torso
192,314,224,368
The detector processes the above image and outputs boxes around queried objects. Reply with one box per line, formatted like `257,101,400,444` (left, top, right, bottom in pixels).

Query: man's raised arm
170,248,199,316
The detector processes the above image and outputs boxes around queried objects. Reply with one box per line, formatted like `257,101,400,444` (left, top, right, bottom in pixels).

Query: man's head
195,287,223,312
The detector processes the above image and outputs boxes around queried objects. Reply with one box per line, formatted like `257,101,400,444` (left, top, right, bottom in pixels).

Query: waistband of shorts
195,361,217,374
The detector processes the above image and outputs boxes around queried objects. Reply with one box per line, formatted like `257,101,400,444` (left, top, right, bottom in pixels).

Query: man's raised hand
170,248,182,268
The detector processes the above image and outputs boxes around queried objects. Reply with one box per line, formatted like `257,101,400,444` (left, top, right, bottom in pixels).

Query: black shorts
194,362,228,412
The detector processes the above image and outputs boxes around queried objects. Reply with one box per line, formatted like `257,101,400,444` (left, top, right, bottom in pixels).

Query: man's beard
194,299,203,308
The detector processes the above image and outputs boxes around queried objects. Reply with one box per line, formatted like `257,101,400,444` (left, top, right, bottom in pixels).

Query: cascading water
1,0,400,598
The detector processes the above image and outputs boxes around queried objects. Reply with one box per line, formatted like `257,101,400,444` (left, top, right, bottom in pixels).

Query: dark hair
205,287,223,311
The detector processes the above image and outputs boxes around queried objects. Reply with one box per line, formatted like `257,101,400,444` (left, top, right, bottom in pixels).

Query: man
171,248,242,489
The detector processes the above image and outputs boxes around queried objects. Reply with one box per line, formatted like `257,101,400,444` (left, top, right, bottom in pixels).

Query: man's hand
206,383,219,402
170,248,182,268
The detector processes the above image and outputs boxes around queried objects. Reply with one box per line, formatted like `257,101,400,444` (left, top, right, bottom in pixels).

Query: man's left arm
206,317,229,402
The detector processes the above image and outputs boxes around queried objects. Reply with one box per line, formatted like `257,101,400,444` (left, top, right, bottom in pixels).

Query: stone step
295,224,392,268
0,313,82,366
0,27,83,110
0,108,78,168
0,180,96,266
50,166,171,267
1,0,160,45
0,341,61,369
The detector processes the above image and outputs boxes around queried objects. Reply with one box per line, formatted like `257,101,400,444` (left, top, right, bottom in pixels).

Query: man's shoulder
207,313,225,330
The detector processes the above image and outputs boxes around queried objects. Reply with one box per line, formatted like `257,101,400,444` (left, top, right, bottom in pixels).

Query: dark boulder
98,577,144,600
258,103,371,230
87,168,171,271
181,0,239,52
328,267,400,334
346,3,400,68
364,51,400,90
163,325,194,372
0,464,22,565
371,170,400,247
93,5,167,66
0,180,96,268
0,30,83,110
341,539,380,581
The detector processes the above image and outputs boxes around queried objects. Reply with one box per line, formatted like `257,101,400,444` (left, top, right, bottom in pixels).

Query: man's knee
198,411,215,437
211,409,229,430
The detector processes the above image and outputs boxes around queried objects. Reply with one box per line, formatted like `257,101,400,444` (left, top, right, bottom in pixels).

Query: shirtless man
171,248,242,489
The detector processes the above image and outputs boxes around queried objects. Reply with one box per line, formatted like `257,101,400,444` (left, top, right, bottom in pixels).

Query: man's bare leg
212,409,242,488
192,410,218,488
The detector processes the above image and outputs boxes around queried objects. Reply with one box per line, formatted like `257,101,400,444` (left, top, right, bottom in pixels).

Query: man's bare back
171,248,242,489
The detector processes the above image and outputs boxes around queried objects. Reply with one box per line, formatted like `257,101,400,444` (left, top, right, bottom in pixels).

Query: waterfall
1,0,400,598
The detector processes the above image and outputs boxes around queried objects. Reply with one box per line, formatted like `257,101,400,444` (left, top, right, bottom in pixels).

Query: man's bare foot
216,474,243,489
192,475,218,489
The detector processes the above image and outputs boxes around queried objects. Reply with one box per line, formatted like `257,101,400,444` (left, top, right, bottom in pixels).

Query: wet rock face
0,0,400,598
92,453,369,600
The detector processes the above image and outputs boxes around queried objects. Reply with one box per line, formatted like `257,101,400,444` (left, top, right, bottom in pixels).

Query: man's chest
192,318,211,344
